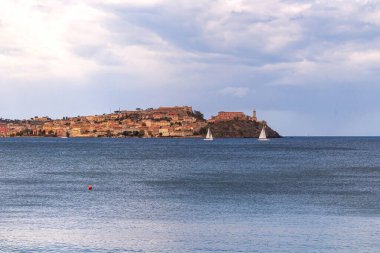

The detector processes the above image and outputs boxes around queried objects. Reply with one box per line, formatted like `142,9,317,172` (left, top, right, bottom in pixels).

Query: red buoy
88,184,93,190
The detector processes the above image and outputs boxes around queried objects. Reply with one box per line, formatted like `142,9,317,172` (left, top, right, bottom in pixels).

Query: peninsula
0,106,281,138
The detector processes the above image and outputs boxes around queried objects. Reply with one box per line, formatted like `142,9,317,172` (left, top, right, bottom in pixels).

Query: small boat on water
258,125,268,141
204,128,213,141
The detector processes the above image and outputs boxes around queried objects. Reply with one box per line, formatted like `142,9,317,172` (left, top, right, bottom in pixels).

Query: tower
252,109,257,121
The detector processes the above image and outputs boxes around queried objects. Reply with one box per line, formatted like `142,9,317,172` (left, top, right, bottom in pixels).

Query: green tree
193,110,204,120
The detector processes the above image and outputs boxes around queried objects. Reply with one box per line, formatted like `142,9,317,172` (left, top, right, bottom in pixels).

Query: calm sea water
0,137,379,252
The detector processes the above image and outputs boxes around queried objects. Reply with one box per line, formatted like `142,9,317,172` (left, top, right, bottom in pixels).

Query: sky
1,0,380,136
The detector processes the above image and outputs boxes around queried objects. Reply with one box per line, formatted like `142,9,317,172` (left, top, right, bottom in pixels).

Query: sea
0,137,379,252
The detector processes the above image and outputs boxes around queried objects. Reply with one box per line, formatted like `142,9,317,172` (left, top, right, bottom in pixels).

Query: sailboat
258,125,268,141
204,128,214,141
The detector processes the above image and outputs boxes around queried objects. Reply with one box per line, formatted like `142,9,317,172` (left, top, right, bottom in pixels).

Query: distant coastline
0,106,281,138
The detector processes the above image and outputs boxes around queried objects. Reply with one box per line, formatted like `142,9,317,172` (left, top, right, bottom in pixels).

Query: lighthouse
252,109,257,121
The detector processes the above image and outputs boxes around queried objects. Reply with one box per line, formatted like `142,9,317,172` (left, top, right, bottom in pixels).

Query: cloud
219,87,250,97
0,1,113,81
1,0,380,135
1,0,378,84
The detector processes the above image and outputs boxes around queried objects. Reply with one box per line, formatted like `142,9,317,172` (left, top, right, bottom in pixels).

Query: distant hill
1,107,281,138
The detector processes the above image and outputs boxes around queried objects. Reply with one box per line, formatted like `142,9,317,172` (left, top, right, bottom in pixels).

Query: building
0,105,207,138
0,123,7,136
157,106,193,113
209,111,248,122
32,116,52,122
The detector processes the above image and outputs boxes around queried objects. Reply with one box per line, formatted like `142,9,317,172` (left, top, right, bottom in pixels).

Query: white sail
204,128,213,140
258,126,268,140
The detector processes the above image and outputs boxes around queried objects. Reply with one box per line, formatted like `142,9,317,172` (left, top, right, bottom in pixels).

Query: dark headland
0,106,281,138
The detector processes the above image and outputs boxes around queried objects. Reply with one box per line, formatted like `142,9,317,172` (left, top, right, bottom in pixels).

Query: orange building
216,111,247,120
0,124,7,135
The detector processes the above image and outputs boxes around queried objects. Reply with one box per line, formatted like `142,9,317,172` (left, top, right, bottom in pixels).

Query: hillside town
0,106,272,138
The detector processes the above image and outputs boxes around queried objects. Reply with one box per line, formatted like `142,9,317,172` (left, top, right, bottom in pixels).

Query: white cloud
0,1,110,80
94,0,165,7
1,0,379,86
199,0,308,53
0,0,191,86
219,87,250,97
